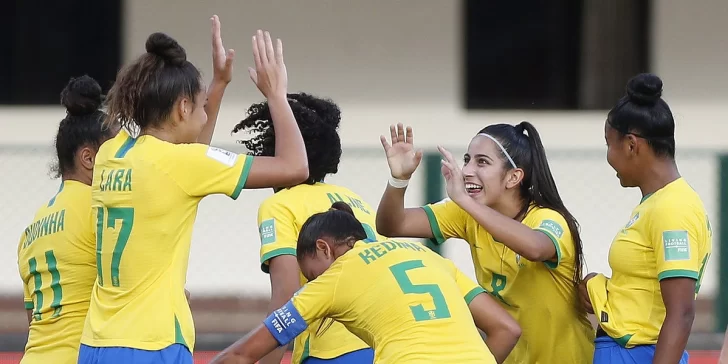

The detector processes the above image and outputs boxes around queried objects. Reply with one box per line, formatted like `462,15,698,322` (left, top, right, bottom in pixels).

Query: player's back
83,130,253,351
259,182,384,362
17,180,96,364
333,241,494,363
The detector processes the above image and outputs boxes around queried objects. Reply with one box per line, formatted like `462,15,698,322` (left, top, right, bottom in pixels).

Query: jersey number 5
389,260,451,321
27,250,63,320
96,207,135,287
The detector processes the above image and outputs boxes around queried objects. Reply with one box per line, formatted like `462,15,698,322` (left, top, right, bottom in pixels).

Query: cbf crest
621,212,640,234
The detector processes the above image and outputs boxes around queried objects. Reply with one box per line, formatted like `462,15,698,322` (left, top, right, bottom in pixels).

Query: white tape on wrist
388,176,410,189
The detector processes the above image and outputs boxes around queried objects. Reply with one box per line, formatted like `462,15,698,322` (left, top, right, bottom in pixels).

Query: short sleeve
650,208,705,281
258,198,299,273
165,144,253,199
291,262,344,323
527,208,573,269
421,198,467,244
262,263,343,346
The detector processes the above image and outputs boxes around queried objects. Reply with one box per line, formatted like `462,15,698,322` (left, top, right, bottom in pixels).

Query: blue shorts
78,343,193,364
302,348,374,364
593,336,689,364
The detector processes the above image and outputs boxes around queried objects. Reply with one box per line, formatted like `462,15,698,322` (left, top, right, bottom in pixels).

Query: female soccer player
579,73,712,364
210,203,521,364
16,75,119,364
376,123,595,364
232,93,384,364
77,27,309,364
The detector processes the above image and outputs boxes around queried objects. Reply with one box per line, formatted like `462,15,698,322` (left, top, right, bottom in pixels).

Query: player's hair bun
330,201,355,216
145,32,187,66
60,75,103,117
626,73,663,106
289,93,342,129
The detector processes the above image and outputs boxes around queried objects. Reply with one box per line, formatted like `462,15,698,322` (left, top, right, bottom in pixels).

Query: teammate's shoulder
652,178,705,211
526,205,566,222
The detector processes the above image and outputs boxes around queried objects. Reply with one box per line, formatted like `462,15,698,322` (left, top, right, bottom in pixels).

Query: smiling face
461,135,524,206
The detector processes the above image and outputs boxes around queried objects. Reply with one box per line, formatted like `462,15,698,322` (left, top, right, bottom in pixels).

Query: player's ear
175,96,191,122
505,168,524,190
315,239,330,257
78,146,95,171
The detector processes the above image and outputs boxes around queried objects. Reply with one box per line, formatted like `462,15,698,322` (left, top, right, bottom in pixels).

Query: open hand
438,146,468,203
380,123,423,180
211,15,235,84
249,30,287,99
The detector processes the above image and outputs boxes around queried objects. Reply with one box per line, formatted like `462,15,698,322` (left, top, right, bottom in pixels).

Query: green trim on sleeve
421,205,446,244
658,269,699,281
231,156,254,200
260,247,297,274
535,228,561,269
464,286,486,305
24,301,34,310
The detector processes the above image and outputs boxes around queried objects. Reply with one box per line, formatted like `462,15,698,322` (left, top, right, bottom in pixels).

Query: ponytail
516,122,585,292
479,122,585,303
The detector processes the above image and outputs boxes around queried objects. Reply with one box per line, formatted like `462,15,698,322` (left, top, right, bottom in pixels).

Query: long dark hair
480,122,584,290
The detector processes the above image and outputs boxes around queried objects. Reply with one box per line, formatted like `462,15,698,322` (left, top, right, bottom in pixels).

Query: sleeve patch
538,219,564,238
263,300,308,346
259,218,277,245
206,146,238,167
663,230,691,261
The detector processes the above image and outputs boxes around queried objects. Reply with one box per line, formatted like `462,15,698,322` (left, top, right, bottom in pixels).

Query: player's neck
141,126,182,144
491,195,524,221
61,171,91,186
637,158,680,197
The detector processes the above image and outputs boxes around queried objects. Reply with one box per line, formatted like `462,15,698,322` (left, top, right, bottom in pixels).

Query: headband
478,133,517,169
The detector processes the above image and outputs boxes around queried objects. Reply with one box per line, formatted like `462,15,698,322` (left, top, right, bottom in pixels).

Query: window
0,0,122,104
464,0,651,110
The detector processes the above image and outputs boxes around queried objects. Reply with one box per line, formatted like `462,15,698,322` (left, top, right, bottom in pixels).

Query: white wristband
388,176,410,189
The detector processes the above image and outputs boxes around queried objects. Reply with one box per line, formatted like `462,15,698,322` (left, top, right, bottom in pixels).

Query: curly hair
232,93,342,184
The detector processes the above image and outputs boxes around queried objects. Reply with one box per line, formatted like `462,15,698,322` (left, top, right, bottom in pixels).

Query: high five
377,123,594,364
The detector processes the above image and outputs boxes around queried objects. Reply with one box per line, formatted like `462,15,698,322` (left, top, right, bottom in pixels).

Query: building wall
0,0,725,297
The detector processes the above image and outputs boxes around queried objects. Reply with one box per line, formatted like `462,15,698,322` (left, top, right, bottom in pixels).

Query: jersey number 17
95,207,134,287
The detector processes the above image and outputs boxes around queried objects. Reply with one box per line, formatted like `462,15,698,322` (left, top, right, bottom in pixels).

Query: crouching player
211,203,521,364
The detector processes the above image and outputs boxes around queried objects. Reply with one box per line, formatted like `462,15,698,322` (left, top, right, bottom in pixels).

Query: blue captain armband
263,300,308,346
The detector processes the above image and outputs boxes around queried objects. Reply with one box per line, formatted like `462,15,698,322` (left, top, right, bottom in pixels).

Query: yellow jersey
81,130,253,352
264,240,494,364
16,180,96,364
423,200,594,364
258,182,385,363
586,178,712,347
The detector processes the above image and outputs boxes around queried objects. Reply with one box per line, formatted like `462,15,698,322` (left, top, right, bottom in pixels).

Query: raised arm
243,30,308,188
376,124,433,238
197,15,234,145
438,146,557,262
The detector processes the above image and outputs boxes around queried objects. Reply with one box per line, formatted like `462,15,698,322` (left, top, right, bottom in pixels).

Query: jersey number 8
95,207,135,287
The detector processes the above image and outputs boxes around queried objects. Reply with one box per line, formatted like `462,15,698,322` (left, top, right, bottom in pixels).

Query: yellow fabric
423,200,594,364
17,181,96,364
258,183,384,363
81,130,252,351
290,240,494,364
587,178,712,347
